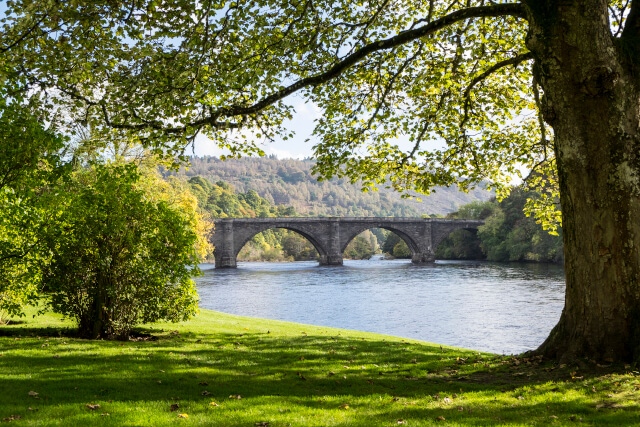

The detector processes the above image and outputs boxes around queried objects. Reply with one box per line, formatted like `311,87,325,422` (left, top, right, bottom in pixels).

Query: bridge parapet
211,217,484,268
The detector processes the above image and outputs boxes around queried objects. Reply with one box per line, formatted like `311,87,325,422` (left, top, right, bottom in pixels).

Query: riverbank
1,309,637,426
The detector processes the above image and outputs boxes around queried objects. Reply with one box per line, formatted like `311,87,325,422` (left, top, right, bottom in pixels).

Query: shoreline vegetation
1,308,637,426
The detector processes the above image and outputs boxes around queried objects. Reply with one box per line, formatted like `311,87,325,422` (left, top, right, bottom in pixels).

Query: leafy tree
7,1,640,361
281,232,318,260
0,102,66,319
344,230,379,260
42,164,201,339
381,232,411,259
438,192,563,262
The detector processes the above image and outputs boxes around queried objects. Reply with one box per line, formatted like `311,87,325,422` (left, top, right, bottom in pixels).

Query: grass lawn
1,308,639,426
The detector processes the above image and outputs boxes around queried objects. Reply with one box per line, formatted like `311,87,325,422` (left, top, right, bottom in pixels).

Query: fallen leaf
170,404,180,412
177,413,188,418
229,394,242,399
86,404,101,410
199,382,208,386
2,415,21,422
202,391,211,396
436,415,446,421
255,422,269,426
443,397,451,403
339,404,350,409
100,413,110,417
28,391,39,397
209,402,219,406
397,420,407,424
550,415,558,419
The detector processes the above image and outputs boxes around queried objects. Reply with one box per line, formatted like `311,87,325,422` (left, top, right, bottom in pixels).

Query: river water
195,259,565,355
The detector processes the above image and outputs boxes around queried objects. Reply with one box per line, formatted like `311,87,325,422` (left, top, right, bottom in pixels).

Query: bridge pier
319,254,344,266
214,219,238,268
319,218,343,266
409,221,435,264
411,252,436,264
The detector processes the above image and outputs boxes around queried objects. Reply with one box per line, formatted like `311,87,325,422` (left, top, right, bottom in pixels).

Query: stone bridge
212,217,484,268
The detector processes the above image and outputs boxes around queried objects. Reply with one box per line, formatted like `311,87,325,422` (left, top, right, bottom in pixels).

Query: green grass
1,309,639,426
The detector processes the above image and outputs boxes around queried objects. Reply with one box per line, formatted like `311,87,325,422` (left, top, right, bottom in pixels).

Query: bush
42,164,200,339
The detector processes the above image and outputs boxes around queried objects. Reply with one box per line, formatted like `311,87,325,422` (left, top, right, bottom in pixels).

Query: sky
192,98,322,159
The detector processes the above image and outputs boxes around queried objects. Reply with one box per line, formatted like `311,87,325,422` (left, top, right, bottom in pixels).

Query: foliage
281,233,318,261
181,156,492,217
186,175,310,261
436,191,563,263
344,230,379,260
381,232,411,259
1,1,543,199
2,308,639,426
41,164,201,339
0,102,66,318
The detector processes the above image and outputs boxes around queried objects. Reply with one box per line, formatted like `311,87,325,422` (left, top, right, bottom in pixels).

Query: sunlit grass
1,308,639,425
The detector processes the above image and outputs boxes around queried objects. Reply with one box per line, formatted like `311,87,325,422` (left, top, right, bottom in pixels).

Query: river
195,259,565,355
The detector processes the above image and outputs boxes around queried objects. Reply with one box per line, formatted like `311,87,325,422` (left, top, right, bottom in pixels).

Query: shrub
42,164,200,339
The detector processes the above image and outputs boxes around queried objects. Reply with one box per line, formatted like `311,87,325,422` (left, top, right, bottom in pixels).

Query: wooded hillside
175,156,492,217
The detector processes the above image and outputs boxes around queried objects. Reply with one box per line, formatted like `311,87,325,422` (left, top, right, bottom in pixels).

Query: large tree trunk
525,1,640,362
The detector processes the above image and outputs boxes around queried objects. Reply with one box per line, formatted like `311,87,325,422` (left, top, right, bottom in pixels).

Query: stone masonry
212,217,484,268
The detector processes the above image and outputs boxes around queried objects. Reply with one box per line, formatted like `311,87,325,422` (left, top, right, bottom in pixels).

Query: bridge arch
235,225,326,262
339,225,420,259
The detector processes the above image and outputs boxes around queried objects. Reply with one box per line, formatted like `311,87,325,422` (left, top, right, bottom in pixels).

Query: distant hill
176,156,493,217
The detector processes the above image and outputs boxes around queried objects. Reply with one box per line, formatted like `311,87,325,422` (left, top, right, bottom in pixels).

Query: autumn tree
4,1,640,362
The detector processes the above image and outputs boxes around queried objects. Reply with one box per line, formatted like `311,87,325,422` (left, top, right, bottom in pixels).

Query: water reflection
196,259,565,354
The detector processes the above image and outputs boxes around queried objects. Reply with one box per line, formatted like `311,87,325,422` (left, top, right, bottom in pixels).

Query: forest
175,156,492,217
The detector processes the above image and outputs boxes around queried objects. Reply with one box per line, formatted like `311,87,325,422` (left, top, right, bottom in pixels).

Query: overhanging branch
202,3,526,124
461,51,535,128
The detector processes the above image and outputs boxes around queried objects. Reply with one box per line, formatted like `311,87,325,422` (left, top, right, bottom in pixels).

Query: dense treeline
175,156,492,217
436,188,564,263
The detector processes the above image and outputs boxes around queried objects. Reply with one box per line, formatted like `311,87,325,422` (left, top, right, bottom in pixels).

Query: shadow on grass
1,323,639,425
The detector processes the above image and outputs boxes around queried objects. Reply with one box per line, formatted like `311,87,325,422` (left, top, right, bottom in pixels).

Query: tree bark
525,0,640,362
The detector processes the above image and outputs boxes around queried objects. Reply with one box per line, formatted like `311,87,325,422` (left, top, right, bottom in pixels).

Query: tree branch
0,11,48,54
461,51,534,128
622,0,640,41
204,3,526,122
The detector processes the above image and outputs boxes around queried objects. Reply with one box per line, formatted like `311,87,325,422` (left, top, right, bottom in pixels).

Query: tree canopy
3,1,544,193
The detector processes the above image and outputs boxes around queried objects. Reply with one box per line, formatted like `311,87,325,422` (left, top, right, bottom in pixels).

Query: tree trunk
525,1,640,362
